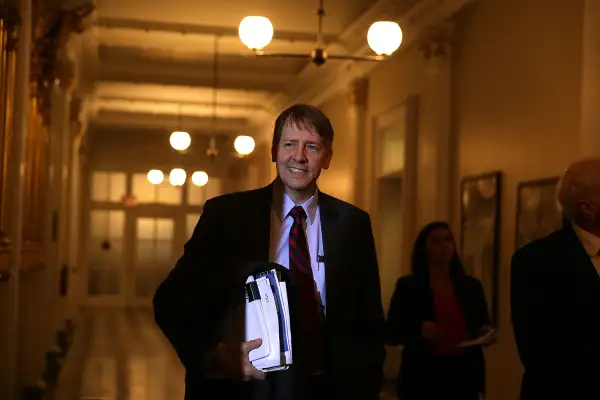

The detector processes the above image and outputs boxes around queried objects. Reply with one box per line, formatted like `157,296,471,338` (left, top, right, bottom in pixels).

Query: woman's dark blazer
385,274,492,395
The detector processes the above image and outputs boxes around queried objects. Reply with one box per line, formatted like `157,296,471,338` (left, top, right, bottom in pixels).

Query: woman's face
426,227,456,265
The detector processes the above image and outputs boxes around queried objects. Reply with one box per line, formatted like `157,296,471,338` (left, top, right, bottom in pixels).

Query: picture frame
515,177,565,249
460,171,501,325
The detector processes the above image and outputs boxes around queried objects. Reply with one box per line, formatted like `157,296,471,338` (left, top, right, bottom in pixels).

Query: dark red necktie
288,206,325,372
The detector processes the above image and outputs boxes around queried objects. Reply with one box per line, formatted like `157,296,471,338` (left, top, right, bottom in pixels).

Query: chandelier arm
327,54,385,62
248,52,312,60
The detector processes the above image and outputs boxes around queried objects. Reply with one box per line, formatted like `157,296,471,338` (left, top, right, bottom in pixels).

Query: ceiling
86,0,383,142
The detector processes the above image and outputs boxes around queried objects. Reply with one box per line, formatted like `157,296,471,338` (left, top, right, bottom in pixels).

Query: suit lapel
318,193,340,302
246,184,273,262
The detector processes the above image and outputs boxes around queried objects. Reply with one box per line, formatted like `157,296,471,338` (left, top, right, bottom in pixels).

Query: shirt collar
573,223,600,256
272,181,318,225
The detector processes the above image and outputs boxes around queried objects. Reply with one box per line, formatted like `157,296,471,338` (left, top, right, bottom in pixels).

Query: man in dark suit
153,104,385,400
511,157,600,399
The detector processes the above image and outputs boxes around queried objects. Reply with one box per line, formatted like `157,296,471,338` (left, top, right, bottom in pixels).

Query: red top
432,289,468,356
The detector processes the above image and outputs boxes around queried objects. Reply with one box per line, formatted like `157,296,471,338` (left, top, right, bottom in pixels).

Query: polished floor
54,308,185,400
54,308,398,400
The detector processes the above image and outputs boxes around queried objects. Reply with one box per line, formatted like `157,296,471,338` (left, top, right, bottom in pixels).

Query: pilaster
345,77,369,208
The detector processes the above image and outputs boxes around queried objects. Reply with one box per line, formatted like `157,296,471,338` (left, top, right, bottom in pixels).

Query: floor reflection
54,307,184,400
54,308,399,400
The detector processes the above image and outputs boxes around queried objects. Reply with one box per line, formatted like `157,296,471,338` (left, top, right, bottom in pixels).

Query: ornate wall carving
0,0,93,248
0,0,21,246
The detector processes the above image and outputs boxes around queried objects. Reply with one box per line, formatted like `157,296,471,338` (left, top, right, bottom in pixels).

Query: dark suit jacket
385,275,490,397
153,183,385,400
511,225,600,399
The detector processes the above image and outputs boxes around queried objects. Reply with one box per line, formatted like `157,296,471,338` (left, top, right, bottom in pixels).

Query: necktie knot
289,206,306,222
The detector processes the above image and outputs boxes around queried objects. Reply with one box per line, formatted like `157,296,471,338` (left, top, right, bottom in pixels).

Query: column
346,77,368,208
419,22,456,227
6,0,31,397
66,111,83,320
580,0,600,157
45,84,63,334
46,57,74,334
401,95,420,269
57,58,75,327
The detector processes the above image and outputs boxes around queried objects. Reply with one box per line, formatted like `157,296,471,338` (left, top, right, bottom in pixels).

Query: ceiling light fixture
169,168,187,186
147,169,164,185
170,131,191,151
234,135,255,156
192,171,209,186
238,0,402,66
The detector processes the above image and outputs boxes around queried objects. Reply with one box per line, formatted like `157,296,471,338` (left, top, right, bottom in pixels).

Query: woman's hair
411,221,467,281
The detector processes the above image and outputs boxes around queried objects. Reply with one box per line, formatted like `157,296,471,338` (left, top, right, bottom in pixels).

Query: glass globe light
147,169,164,185
192,171,209,187
169,168,186,186
238,16,273,50
367,21,403,56
170,131,191,151
234,135,255,156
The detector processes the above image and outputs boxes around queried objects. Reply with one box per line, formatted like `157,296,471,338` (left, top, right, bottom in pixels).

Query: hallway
53,308,398,400
53,308,185,400
3,0,600,398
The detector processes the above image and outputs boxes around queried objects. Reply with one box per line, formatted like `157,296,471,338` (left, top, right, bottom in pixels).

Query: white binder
244,269,293,371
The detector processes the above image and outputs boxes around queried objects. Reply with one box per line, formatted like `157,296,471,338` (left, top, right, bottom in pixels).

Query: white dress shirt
269,184,326,311
572,223,600,275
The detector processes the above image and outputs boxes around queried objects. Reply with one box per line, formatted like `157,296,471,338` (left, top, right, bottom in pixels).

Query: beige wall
316,0,585,398
454,0,583,398
318,93,353,202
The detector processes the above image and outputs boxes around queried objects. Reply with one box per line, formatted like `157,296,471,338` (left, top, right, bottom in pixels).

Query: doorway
84,170,215,307
85,206,202,307
376,175,403,313
127,208,181,307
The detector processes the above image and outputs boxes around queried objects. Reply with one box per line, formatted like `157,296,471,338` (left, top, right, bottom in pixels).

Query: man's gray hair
557,158,600,222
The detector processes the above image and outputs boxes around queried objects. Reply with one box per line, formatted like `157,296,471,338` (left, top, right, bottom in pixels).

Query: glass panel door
86,209,126,305
131,216,177,306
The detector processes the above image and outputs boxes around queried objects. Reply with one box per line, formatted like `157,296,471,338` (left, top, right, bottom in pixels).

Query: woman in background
385,221,494,400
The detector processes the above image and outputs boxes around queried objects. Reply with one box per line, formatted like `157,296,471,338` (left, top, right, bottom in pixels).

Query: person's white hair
557,158,600,223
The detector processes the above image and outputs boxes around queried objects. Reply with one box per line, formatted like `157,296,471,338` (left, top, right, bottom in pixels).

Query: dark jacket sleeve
510,248,539,370
153,198,229,375
385,277,422,346
354,213,386,400
470,278,492,330
511,247,560,371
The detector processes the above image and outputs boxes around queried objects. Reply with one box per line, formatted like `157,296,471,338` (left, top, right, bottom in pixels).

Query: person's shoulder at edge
510,226,571,280
202,184,272,209
513,226,569,260
318,190,371,222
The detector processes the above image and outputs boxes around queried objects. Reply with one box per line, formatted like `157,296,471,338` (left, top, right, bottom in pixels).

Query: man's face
272,122,332,201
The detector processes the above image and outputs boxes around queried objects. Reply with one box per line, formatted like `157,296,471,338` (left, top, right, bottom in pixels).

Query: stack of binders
244,269,292,371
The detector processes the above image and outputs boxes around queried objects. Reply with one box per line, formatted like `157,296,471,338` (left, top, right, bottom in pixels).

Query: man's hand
422,321,443,344
213,339,266,381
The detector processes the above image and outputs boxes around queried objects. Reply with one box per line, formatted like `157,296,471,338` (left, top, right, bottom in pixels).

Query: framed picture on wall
515,177,566,249
460,171,501,325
